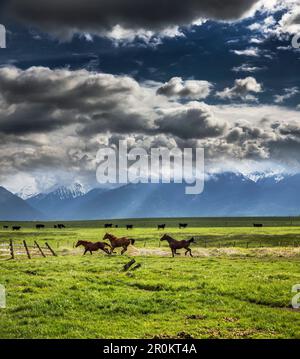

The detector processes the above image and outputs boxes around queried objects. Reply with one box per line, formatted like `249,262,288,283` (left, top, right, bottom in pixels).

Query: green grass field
0,218,300,339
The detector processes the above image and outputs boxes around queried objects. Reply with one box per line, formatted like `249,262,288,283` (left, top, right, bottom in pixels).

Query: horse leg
90,250,93,255
171,248,175,257
121,246,128,255
186,248,193,257
83,249,88,255
111,246,117,254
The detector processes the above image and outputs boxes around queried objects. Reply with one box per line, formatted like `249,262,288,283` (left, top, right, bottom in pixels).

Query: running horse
103,233,135,255
160,234,195,257
75,240,112,255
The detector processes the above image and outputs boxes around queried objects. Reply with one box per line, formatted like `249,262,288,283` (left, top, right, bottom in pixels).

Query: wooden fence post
9,240,14,259
123,259,136,271
23,240,31,259
45,242,57,256
34,241,46,257
131,264,142,271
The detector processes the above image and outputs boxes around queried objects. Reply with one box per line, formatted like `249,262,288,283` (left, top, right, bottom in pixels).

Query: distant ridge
1,173,300,220
0,186,43,220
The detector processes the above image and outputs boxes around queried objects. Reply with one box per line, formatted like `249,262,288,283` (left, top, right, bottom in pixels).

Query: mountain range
0,173,300,221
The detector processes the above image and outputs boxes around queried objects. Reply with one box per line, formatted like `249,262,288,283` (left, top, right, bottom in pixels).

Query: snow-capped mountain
26,182,88,218
3,172,300,220
48,182,87,200
16,185,39,200
16,182,87,200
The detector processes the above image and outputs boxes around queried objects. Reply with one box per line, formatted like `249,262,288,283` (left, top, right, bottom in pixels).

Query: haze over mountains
0,173,300,221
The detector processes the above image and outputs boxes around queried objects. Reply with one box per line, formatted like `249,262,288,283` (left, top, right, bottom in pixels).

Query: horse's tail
130,239,135,245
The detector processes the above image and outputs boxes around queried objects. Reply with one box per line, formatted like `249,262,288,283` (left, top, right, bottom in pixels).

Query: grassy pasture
0,218,300,339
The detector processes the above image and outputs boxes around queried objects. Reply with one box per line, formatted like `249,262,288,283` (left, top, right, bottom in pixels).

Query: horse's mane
105,233,117,240
162,234,175,241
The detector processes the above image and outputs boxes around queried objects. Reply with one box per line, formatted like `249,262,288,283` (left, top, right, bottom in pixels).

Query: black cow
104,223,113,228
157,224,166,230
126,225,133,230
179,223,188,229
12,226,21,231
36,224,45,229
253,223,263,228
57,224,66,229
3,225,8,229
54,225,57,228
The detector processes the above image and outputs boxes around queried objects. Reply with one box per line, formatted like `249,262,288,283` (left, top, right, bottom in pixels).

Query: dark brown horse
103,233,135,255
75,240,112,255
160,234,195,257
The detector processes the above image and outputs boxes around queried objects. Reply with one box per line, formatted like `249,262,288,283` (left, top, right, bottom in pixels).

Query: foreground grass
0,254,299,339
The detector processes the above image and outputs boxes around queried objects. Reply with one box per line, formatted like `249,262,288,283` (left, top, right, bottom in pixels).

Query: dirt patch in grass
129,246,300,258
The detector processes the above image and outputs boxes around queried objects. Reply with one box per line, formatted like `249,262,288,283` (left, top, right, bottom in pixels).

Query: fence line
0,240,57,260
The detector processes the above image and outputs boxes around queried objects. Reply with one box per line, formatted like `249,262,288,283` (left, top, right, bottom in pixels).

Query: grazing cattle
179,223,188,229
3,225,8,229
57,224,66,229
104,223,113,228
157,224,166,230
54,225,57,228
36,224,45,229
126,225,133,230
12,226,21,231
160,234,195,257
115,225,119,228
253,223,263,228
103,233,135,255
75,240,112,255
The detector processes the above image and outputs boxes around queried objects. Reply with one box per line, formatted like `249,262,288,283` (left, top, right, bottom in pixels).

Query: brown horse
160,234,195,257
103,233,135,255
75,240,112,255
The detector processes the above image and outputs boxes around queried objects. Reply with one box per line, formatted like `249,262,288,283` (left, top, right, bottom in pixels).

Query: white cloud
232,64,263,73
274,87,299,103
157,77,213,99
216,77,262,101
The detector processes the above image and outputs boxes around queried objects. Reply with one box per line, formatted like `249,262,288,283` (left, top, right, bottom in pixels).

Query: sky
0,0,300,194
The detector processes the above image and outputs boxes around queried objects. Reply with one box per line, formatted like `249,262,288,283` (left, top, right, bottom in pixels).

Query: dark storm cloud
0,66,149,135
8,0,259,37
0,104,73,135
2,66,300,179
156,102,227,140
